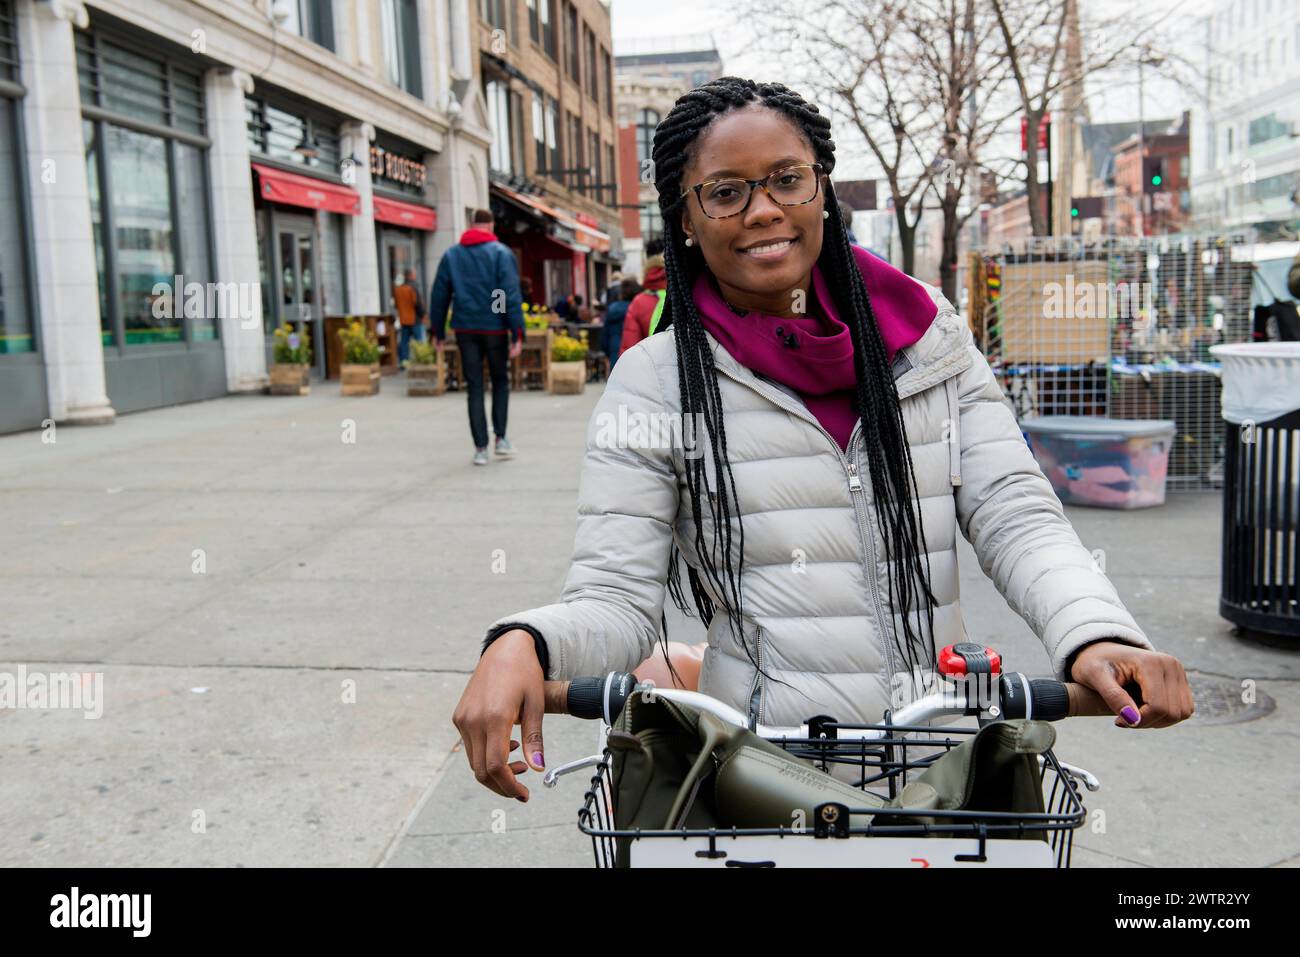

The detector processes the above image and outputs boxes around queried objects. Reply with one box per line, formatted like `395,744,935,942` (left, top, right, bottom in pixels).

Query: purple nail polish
1121,706,1141,725
532,752,545,769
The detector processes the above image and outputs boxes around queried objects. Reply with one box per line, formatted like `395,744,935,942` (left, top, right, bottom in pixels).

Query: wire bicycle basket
576,719,1089,869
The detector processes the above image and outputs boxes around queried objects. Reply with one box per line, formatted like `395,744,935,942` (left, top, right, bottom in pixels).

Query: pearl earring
822,210,830,219
684,236,694,247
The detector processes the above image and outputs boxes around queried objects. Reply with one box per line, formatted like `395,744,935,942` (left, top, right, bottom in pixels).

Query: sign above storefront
370,145,427,191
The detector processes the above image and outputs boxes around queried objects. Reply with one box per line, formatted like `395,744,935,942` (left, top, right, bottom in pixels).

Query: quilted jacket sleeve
481,344,679,680
951,326,1156,680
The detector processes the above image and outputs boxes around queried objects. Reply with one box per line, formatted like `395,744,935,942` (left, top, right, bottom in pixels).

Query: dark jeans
398,323,424,362
457,332,510,449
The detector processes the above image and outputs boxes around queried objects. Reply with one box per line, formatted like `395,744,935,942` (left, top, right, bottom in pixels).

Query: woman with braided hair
453,76,1193,802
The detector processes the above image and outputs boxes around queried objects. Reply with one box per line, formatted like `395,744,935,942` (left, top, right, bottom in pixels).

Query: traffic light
1143,157,1165,193
1071,196,1103,219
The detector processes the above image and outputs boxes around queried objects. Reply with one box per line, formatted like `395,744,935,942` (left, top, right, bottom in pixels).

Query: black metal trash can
1220,409,1300,638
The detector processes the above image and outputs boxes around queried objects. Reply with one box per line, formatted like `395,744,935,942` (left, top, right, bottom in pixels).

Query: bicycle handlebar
545,671,1113,732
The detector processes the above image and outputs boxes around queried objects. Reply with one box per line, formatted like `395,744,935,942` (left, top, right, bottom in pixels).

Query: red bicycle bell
938,642,1002,677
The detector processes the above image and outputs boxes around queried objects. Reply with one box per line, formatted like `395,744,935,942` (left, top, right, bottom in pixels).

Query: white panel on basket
629,835,1055,868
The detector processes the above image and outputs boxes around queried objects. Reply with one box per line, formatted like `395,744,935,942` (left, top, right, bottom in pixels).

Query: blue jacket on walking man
429,209,525,465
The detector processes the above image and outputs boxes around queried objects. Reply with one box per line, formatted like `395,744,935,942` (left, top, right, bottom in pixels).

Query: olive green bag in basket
607,688,1056,866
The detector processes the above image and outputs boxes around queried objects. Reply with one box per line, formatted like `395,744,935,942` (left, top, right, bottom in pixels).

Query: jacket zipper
711,364,899,686
747,623,764,729
847,453,899,683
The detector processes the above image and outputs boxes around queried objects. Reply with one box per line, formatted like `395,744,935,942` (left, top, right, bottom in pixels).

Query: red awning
573,222,611,254
491,182,611,253
373,195,437,231
252,163,360,215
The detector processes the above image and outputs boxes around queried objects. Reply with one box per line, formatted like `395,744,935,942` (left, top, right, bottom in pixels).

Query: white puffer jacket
484,283,1154,728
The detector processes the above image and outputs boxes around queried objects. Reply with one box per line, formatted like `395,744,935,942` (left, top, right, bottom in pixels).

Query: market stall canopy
373,195,437,231
252,163,360,216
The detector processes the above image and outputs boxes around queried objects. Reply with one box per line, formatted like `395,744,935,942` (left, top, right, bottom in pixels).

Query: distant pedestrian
429,209,524,466
602,277,640,369
604,271,624,307
620,237,667,354
392,267,424,365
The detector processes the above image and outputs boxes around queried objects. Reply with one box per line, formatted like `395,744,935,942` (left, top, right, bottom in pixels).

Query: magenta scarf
691,244,940,451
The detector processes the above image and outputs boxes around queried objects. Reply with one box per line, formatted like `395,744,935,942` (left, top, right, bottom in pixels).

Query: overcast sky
610,0,1221,180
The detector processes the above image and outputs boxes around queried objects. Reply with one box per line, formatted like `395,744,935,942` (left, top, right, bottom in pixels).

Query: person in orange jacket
620,238,666,355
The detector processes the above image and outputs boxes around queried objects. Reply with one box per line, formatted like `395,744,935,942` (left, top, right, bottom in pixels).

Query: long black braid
653,76,938,684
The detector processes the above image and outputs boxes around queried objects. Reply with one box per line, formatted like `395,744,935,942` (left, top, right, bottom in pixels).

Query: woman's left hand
1068,641,1196,729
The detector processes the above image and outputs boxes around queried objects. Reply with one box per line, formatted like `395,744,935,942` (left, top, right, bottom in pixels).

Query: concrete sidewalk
0,374,1295,867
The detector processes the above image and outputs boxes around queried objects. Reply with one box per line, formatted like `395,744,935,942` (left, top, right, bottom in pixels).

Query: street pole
1045,117,1054,236
1138,56,1146,238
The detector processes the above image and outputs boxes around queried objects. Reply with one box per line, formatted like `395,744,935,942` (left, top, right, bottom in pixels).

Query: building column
19,0,114,424
204,67,266,392
340,120,380,314
428,140,457,263
431,121,484,261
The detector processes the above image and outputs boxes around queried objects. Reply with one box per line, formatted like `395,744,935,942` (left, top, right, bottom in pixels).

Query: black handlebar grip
1027,679,1070,721
566,672,637,722
998,674,1071,721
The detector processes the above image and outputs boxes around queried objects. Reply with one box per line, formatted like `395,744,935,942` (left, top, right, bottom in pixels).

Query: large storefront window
0,0,33,356
84,119,110,345
0,95,33,354
106,124,177,344
78,26,216,349
175,141,214,341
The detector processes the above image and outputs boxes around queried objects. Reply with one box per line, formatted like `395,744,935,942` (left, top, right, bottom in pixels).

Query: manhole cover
1187,671,1276,725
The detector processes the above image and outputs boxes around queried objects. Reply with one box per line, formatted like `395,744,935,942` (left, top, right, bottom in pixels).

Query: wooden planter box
269,362,310,396
341,362,380,396
407,362,443,396
324,316,400,378
549,358,586,395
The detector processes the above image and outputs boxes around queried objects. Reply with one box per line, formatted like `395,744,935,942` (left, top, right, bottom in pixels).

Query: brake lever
542,753,603,789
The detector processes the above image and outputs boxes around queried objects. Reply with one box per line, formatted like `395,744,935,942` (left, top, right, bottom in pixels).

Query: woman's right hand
452,629,546,802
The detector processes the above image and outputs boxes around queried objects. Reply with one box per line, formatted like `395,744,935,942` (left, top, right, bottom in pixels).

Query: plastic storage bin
1021,416,1177,509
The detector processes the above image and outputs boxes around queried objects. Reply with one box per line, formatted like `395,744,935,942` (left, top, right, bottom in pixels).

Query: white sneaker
494,437,516,457
473,448,489,466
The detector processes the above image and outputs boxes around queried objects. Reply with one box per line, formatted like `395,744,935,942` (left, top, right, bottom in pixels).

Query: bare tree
899,0,1018,298
728,0,937,275
989,0,1172,236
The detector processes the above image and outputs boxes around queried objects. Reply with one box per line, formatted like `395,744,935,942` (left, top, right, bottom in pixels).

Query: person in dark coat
602,278,641,369
429,209,525,465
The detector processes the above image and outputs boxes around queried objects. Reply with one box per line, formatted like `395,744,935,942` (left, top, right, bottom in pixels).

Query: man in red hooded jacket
428,210,525,466
620,238,666,355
